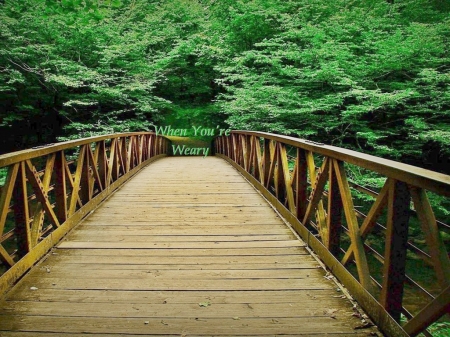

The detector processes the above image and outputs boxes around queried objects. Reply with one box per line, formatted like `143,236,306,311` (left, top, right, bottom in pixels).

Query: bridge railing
215,131,450,337
0,132,170,294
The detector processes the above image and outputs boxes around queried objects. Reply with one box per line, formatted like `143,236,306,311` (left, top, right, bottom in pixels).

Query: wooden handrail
214,131,450,337
0,132,170,295
231,131,450,197
0,132,158,166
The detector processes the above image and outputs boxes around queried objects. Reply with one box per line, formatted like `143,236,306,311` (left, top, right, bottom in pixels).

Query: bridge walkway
0,157,380,336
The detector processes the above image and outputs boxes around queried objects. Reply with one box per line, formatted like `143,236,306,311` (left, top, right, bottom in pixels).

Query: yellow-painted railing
215,131,450,337
0,132,170,294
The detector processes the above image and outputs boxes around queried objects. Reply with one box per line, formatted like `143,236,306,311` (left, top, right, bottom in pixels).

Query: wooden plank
83,214,283,222
7,277,334,291
46,254,312,265
105,194,265,203
25,268,322,280
70,226,292,234
0,316,377,335
57,240,304,249
53,247,308,256
87,205,281,213
67,232,295,240
26,262,315,272
0,301,353,318
3,289,342,304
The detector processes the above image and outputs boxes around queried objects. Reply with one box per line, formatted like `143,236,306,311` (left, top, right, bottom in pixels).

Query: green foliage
216,0,450,175
1,0,449,173
428,322,450,337
0,168,7,186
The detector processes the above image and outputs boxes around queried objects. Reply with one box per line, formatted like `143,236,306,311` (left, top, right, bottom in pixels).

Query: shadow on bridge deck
0,157,381,336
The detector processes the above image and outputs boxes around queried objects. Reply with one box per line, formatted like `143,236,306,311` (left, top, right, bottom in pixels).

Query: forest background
0,1,450,334
1,0,449,174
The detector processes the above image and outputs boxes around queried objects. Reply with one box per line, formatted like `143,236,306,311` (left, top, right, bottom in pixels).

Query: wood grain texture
0,157,381,336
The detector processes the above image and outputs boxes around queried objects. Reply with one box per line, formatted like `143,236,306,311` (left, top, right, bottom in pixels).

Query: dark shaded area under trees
0,0,449,175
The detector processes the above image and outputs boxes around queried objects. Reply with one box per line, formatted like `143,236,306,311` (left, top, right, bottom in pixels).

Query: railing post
254,136,263,182
138,135,144,164
263,139,270,187
243,135,250,172
79,145,92,204
12,162,31,258
97,141,108,189
327,160,342,256
120,137,129,172
248,136,255,175
380,179,410,322
54,151,68,223
149,134,154,158
295,149,308,222
148,135,153,158
238,134,244,166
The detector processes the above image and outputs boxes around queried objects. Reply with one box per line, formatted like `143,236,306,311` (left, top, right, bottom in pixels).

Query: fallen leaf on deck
354,322,374,330
324,308,338,318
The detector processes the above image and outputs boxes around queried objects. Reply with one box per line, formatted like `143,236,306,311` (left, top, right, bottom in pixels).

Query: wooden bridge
0,132,449,336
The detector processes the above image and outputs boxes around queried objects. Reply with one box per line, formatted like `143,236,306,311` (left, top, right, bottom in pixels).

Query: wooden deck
0,157,381,336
